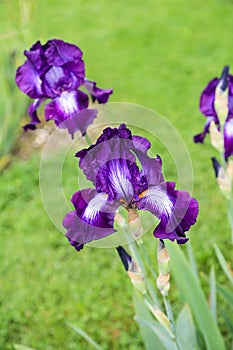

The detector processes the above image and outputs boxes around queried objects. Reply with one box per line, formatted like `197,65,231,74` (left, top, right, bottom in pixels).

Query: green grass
1,0,233,349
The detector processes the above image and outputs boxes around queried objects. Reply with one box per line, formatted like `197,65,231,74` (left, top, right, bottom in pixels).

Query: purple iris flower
194,66,233,158
63,124,198,251
16,39,113,136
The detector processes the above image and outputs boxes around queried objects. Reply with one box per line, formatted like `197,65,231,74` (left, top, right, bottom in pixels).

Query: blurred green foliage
0,0,32,170
1,0,233,349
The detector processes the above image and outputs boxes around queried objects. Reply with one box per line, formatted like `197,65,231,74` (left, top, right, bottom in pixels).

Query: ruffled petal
132,135,151,153
224,117,233,158
62,189,117,249
200,78,219,118
24,40,48,74
44,39,83,66
44,90,89,125
137,182,198,244
16,60,43,99
59,108,98,137
84,79,113,104
23,98,45,131
76,124,138,185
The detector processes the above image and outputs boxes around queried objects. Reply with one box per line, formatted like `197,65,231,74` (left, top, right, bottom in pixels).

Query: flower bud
156,273,170,296
209,121,223,152
157,239,170,275
144,299,174,338
214,66,229,124
211,157,233,200
156,240,171,296
117,246,146,294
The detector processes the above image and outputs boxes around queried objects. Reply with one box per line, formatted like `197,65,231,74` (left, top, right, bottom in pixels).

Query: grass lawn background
1,0,233,349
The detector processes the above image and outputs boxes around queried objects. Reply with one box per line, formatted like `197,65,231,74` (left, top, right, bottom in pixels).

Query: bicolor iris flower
16,39,113,137
63,124,198,251
194,66,233,159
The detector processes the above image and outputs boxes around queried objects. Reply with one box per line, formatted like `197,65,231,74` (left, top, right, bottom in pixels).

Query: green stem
220,153,227,170
85,133,92,146
138,240,158,280
162,295,176,334
163,297,183,350
127,238,147,275
228,195,233,243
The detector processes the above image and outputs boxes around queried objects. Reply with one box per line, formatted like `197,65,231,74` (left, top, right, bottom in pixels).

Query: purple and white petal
76,124,138,185
137,182,198,244
224,117,233,158
200,78,219,118
42,66,81,98
44,39,83,66
84,79,113,104
23,98,45,131
44,90,89,125
95,158,140,203
137,184,174,218
62,189,117,249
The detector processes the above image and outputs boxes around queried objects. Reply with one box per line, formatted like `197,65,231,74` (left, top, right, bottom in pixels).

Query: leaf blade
166,242,226,350
69,323,104,350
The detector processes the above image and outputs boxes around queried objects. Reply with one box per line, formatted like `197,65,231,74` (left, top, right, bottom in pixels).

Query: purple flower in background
194,66,233,158
63,124,198,251
16,39,113,137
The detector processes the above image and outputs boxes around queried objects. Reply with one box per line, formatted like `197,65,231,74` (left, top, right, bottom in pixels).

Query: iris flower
194,66,233,159
63,124,198,251
16,39,113,136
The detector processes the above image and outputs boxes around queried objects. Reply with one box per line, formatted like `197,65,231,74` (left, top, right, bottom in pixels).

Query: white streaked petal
108,161,134,201
139,186,173,217
83,192,108,223
58,91,80,116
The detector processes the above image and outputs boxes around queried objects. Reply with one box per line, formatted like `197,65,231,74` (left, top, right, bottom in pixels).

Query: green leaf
219,308,233,334
176,304,199,350
217,285,233,306
166,241,226,350
214,244,233,285
134,315,178,350
209,265,217,322
186,241,198,279
133,291,167,350
69,323,104,350
14,345,36,350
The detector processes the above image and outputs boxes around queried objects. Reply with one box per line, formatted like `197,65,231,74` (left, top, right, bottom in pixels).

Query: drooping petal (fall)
63,189,117,249
44,90,88,125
